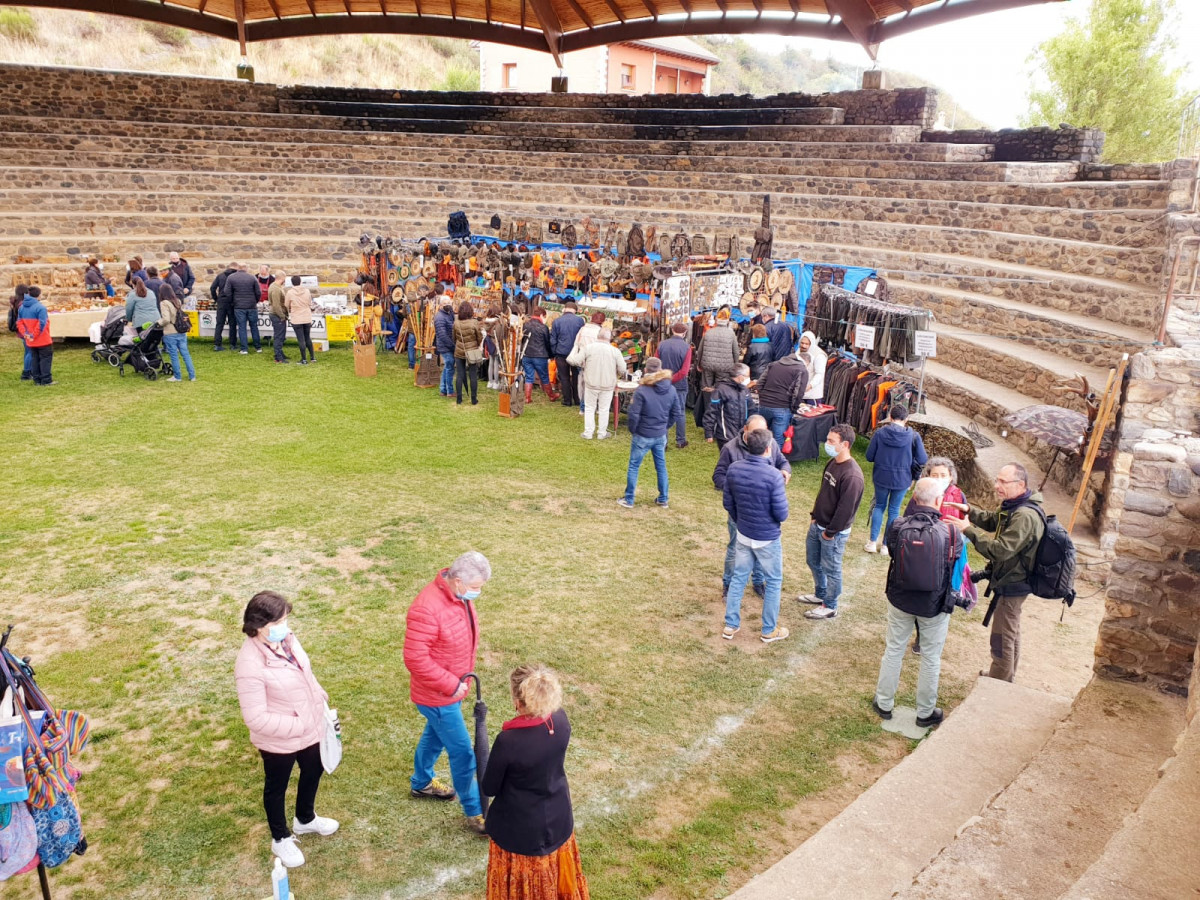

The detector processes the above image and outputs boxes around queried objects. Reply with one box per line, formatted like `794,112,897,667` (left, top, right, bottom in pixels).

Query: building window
502,63,517,89
620,64,635,90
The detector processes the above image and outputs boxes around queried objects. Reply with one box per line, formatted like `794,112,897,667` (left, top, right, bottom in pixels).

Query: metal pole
38,861,52,900
915,354,927,413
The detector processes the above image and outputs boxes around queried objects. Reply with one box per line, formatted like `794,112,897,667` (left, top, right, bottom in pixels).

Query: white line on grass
384,627,826,899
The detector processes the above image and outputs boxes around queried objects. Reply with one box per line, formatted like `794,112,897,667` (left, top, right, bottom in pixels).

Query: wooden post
1068,354,1128,534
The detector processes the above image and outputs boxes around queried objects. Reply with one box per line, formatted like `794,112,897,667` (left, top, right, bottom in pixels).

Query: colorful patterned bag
0,801,39,880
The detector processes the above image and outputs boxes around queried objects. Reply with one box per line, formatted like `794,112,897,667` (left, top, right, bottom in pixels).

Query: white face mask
931,476,951,495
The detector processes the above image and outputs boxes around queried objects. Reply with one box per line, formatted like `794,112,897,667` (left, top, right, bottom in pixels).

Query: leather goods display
561,223,577,249
670,233,691,261
748,268,764,292
691,234,708,256
627,224,645,257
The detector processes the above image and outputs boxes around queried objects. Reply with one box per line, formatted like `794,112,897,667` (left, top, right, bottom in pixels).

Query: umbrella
461,672,490,816
1002,405,1113,490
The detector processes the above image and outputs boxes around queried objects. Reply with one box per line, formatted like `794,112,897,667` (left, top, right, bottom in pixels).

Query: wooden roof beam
600,0,626,21
265,0,283,19
639,0,658,17
524,0,564,65
824,0,877,57
484,0,490,22
449,0,457,17
560,12,849,52
562,0,594,28
880,0,1060,41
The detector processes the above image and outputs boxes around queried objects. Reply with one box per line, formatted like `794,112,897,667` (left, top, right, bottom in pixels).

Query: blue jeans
624,434,668,505
407,333,417,368
440,352,456,394
162,333,195,380
724,515,764,593
22,345,32,378
234,307,261,352
672,383,688,445
410,703,482,817
874,603,950,718
759,406,792,447
869,487,909,541
725,536,783,635
522,356,550,387
806,520,850,610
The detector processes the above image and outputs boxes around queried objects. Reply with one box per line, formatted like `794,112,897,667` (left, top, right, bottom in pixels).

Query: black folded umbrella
462,672,490,815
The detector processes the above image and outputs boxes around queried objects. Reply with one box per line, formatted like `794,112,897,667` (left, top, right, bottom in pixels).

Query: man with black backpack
872,478,960,728
947,463,1045,683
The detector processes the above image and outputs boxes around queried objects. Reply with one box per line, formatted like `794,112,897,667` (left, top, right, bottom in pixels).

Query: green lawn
0,333,982,899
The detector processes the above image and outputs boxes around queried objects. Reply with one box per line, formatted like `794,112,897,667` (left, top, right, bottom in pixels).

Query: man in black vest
872,478,958,728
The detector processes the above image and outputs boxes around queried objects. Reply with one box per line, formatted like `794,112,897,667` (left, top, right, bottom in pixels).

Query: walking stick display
1068,353,1128,534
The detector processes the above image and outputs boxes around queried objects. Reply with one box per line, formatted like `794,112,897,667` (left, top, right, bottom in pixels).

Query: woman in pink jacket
236,590,338,868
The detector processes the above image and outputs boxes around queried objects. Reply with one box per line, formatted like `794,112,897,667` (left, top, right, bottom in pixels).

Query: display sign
197,310,332,341
914,330,937,358
853,324,876,351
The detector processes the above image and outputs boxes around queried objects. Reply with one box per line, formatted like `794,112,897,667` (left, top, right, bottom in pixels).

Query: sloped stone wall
923,126,1105,163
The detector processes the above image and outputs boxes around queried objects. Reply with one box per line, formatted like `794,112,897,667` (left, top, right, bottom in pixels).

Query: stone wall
0,63,279,117
922,126,1106,163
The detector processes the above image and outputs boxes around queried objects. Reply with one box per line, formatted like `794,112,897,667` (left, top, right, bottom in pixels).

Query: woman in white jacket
575,328,626,440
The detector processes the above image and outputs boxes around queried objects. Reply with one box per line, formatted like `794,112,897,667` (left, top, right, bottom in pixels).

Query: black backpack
886,511,958,613
170,298,190,335
1020,502,1077,606
448,211,470,240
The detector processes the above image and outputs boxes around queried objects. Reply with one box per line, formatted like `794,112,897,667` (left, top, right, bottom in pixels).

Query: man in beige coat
267,271,289,364
579,328,627,440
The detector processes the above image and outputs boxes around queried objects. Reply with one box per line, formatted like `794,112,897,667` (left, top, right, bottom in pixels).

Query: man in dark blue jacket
168,252,195,297
434,291,457,396
763,308,795,363
619,358,681,509
655,322,693,448
704,364,752,448
714,415,792,599
722,428,790,643
549,300,585,409
221,263,264,354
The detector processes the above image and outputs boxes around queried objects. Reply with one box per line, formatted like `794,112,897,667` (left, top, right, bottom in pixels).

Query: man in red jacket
403,551,491,835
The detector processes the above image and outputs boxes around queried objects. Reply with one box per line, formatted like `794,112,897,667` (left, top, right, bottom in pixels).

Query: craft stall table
785,408,838,462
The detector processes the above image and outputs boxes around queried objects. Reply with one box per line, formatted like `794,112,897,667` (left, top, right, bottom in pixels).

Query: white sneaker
804,605,838,620
864,540,878,553
581,432,594,440
166,376,182,382
293,815,339,836
881,544,890,557
271,836,305,867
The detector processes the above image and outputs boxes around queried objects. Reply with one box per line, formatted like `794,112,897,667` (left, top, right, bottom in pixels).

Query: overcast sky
753,0,1200,127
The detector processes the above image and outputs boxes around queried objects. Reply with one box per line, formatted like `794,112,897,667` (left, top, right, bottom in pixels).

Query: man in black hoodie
209,262,237,351
221,263,263,354
756,350,809,448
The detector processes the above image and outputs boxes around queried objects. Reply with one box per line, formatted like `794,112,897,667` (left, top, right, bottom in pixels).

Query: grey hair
924,456,958,483
448,551,492,584
1006,463,1029,487
598,328,612,341
735,363,750,379
912,478,944,507
745,414,767,430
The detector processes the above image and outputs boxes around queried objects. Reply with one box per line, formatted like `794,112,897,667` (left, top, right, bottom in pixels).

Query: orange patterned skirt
486,834,589,900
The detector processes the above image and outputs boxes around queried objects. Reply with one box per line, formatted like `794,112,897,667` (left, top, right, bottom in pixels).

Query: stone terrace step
277,99,847,126
891,279,1156,365
0,116,985,162
0,204,1162,284
0,145,1051,184
0,184,1161,250
791,239,1163,330
0,161,1172,211
931,325,1112,412
896,680,1184,900
728,679,1073,900
1058,712,1200,900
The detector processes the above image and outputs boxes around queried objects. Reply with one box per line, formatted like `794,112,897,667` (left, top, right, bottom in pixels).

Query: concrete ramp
729,678,1070,900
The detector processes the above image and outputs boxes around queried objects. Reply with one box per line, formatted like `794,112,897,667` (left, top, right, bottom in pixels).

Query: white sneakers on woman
271,836,305,868
272,816,340,868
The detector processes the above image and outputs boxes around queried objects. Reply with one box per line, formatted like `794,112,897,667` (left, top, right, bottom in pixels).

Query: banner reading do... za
197,311,329,340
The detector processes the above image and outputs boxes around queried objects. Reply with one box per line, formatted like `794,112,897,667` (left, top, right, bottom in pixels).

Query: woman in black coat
482,664,588,900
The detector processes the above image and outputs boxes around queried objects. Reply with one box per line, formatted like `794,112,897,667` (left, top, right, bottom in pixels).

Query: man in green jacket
948,463,1045,682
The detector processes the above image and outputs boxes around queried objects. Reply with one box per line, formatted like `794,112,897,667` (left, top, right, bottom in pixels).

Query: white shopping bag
320,702,342,774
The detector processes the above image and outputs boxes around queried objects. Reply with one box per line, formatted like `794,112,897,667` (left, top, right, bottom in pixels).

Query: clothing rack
804,284,932,366
821,355,922,434
0,625,52,900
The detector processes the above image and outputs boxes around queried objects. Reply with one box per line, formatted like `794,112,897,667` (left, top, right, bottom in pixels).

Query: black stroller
122,323,174,380
91,306,135,368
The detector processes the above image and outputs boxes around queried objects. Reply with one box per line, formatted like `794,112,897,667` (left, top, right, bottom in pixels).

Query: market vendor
84,258,110,295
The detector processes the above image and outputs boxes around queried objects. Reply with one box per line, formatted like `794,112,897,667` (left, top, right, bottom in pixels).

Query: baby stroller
122,323,174,380
91,307,135,368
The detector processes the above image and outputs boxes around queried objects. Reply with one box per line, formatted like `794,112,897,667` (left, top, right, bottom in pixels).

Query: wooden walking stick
1068,354,1128,534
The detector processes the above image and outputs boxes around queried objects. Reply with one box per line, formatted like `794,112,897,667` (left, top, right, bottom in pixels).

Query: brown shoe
465,814,487,836
411,777,456,801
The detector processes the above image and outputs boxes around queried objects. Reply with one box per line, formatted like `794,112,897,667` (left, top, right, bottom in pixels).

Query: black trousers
455,356,478,404
30,345,53,384
555,356,579,406
294,323,314,361
214,303,236,348
270,314,288,361
260,742,323,841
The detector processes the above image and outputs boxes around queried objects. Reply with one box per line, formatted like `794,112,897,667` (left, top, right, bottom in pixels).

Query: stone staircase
0,63,1174,525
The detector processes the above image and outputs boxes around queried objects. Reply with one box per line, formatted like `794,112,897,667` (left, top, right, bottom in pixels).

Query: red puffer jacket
404,569,480,708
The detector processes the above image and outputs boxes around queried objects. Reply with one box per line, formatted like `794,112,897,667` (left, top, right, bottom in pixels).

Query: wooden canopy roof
18,0,1063,62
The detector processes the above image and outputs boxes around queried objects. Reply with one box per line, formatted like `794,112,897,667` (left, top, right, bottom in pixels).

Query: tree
1024,0,1188,162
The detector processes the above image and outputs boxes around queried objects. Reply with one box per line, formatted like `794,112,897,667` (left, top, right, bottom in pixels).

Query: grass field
0,332,1000,899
